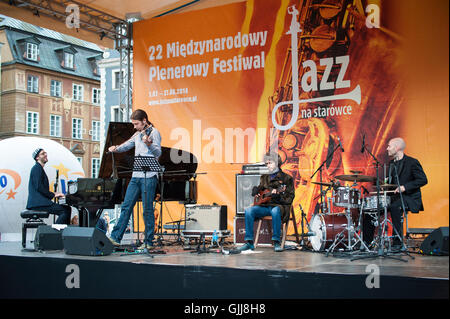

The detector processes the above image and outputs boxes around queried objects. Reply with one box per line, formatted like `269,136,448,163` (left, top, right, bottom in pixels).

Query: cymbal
311,181,333,187
335,174,377,182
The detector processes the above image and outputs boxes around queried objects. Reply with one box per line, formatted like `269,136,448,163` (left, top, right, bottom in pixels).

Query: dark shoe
274,241,283,252
238,242,255,251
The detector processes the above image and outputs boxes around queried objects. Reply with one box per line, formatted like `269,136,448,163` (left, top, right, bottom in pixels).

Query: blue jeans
244,205,281,242
111,176,157,245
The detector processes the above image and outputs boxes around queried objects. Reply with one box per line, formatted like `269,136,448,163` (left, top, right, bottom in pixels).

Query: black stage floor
0,240,448,300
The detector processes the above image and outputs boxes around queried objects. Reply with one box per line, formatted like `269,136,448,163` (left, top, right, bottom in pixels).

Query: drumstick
369,190,396,195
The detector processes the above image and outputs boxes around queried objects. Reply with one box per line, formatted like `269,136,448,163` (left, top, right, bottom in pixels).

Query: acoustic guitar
253,184,286,206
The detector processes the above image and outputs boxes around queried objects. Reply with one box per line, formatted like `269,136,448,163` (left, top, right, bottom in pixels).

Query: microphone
337,137,344,152
361,134,365,153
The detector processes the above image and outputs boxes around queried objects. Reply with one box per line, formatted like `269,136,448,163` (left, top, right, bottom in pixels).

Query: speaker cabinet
62,227,113,256
420,227,449,255
236,174,261,216
234,216,272,245
34,225,63,251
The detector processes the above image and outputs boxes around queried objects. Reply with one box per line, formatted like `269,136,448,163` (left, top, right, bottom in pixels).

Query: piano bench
20,210,49,248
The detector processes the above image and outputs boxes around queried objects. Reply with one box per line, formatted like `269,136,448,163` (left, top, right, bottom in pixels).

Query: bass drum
309,214,348,251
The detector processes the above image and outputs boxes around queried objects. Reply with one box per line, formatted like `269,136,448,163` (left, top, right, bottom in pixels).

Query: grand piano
63,122,198,227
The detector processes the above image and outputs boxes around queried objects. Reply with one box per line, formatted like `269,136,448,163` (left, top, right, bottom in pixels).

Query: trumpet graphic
272,5,361,131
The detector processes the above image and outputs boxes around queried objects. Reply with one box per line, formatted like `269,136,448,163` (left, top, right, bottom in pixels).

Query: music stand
132,156,162,247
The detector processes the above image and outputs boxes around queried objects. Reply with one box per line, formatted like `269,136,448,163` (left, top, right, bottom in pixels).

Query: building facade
98,48,132,152
0,14,103,178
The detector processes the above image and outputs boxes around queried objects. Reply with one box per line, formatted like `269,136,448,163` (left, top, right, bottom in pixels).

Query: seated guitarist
239,153,295,252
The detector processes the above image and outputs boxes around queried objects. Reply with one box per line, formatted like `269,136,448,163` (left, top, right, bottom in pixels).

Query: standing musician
239,153,295,252
26,148,71,224
362,137,428,250
107,109,161,250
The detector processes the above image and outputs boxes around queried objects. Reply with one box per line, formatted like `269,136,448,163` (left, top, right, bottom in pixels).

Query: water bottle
212,230,218,246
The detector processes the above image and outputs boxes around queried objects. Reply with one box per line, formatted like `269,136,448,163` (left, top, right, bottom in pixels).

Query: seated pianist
26,148,71,224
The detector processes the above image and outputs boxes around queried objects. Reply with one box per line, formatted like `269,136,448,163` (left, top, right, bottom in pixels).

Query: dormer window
87,54,102,77
55,46,77,70
26,43,38,61
65,52,74,69
17,36,41,62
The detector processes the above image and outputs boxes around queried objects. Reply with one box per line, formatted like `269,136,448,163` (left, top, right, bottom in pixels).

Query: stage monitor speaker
236,174,261,216
62,227,113,256
185,205,227,231
419,227,449,255
34,225,63,251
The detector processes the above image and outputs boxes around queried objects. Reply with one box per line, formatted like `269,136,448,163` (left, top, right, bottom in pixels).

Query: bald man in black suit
363,137,428,250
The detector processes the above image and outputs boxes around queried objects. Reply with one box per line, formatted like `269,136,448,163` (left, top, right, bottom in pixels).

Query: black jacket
389,154,428,213
26,162,55,209
253,170,295,223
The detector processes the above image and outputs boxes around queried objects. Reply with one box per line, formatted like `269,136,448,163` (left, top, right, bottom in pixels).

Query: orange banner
133,0,449,233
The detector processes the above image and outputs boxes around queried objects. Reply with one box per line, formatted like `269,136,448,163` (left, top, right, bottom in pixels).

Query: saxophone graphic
265,0,404,236
265,0,366,229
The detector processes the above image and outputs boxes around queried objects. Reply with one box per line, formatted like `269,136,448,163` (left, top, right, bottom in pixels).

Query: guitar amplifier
183,205,228,236
234,216,272,245
236,174,261,216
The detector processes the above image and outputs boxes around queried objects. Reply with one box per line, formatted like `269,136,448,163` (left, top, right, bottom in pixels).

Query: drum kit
307,173,399,256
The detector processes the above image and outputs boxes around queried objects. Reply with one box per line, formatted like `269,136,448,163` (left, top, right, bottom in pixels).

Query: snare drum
363,195,391,212
309,214,348,251
333,187,360,209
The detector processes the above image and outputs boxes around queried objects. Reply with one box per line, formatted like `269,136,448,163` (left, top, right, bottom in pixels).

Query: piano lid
98,122,198,180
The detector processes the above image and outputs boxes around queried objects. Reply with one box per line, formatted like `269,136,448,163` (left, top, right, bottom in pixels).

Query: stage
0,239,448,300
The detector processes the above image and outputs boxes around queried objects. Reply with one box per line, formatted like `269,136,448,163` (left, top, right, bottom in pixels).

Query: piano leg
77,207,102,227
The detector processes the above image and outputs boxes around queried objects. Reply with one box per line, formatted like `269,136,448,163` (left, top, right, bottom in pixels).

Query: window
91,158,100,178
111,106,123,122
26,43,38,61
72,118,83,139
50,80,62,97
76,157,83,168
72,84,83,101
27,75,39,93
91,121,100,141
26,111,39,134
50,115,62,137
92,88,100,105
112,70,124,90
64,52,74,69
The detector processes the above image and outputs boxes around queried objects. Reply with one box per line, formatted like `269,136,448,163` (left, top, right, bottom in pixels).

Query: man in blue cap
26,148,71,224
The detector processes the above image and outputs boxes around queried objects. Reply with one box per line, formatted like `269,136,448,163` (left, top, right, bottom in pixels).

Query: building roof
0,14,104,81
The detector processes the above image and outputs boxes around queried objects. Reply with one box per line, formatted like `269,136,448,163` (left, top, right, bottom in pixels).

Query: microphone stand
298,204,313,251
351,144,407,262
310,141,342,215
